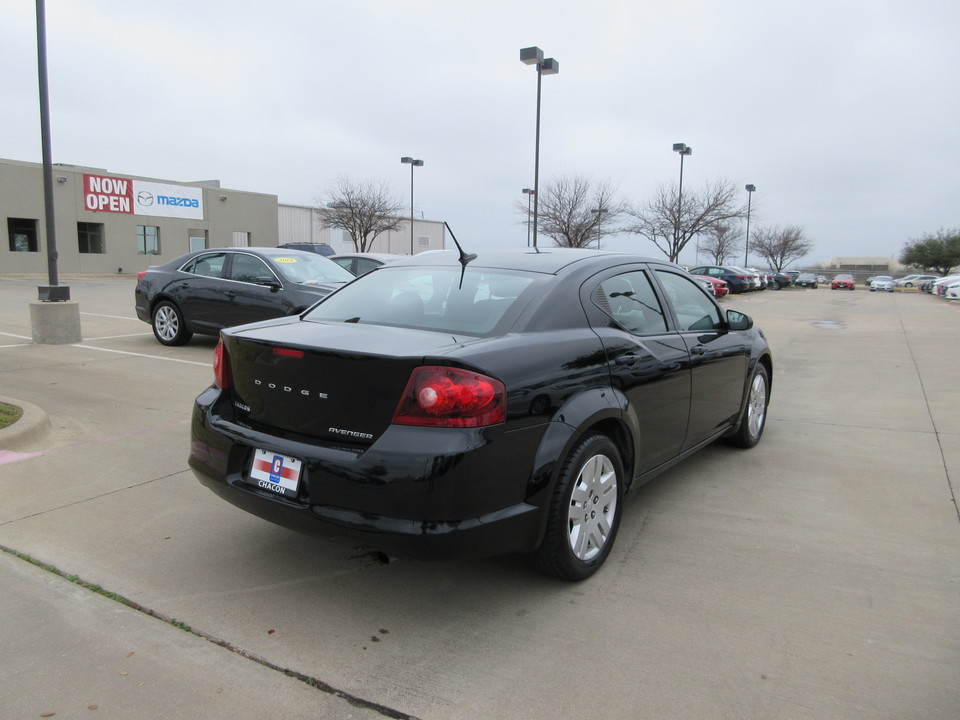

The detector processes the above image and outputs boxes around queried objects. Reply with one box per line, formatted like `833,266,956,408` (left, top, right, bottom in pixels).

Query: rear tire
726,364,769,449
152,301,192,346
536,434,624,581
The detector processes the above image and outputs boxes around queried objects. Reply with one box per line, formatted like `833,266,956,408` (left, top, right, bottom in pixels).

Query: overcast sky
3,0,958,266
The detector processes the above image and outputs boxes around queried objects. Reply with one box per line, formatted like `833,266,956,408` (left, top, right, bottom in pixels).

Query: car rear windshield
303,265,541,335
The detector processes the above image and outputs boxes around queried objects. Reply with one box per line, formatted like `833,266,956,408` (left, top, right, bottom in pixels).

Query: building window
232,231,250,247
78,222,105,254
8,218,39,252
137,225,160,255
188,230,207,252
418,235,430,247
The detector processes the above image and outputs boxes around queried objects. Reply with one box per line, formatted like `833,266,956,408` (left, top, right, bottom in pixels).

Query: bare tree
625,179,746,262
316,177,405,253
517,176,623,248
700,222,744,265
749,225,814,271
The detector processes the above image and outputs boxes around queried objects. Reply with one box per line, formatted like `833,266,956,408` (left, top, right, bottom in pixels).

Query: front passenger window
656,271,723,332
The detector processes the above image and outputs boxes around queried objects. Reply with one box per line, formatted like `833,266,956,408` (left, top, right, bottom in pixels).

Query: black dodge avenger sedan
135,247,354,345
190,249,772,580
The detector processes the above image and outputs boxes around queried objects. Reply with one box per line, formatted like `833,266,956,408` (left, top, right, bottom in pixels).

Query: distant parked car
896,274,939,288
277,242,336,257
816,275,828,284
795,273,818,288
330,253,404,276
135,247,354,345
831,274,856,290
869,276,895,292
932,275,960,296
687,265,753,293
692,275,730,299
770,272,792,290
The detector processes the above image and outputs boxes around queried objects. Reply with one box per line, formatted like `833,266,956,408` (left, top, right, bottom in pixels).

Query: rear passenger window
182,253,226,278
595,271,668,334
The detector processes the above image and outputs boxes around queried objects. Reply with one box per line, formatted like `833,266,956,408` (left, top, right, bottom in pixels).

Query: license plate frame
248,449,303,499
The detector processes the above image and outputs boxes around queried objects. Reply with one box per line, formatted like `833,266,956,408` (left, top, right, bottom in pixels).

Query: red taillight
392,366,505,428
213,340,230,389
137,271,147,283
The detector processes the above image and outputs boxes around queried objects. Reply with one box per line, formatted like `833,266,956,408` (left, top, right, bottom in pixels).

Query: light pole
400,156,423,255
591,208,608,249
744,184,756,266
522,188,535,247
520,46,559,249
672,143,692,256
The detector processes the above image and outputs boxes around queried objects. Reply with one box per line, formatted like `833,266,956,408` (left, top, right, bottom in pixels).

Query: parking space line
82,332,154,340
80,312,142,321
73,344,210,367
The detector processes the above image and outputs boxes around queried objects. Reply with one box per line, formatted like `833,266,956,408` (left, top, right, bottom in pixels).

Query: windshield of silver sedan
304,266,539,334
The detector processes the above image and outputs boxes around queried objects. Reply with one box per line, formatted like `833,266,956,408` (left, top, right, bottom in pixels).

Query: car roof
389,248,667,274
331,253,404,261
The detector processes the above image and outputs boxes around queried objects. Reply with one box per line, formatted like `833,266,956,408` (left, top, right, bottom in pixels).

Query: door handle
690,345,706,356
615,352,645,366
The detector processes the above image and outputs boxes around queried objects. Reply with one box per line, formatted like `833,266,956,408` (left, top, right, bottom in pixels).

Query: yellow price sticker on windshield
274,257,298,263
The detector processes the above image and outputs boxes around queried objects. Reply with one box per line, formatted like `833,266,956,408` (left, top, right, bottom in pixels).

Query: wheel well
577,417,635,489
150,295,179,316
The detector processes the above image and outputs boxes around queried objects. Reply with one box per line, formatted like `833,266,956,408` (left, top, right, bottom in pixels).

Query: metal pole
36,0,61,293
744,192,752,266
409,163,414,255
532,68,542,249
676,152,685,253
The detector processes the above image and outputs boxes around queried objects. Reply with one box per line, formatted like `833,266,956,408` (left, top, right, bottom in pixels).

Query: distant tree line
315,173,815,270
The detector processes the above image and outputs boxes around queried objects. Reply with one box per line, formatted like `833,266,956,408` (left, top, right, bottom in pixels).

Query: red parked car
831,274,856,290
693,275,730,299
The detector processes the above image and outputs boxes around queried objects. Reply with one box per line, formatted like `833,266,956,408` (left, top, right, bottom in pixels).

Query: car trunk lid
221,319,473,445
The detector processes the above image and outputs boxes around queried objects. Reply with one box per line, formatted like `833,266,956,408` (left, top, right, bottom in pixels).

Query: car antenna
444,222,476,288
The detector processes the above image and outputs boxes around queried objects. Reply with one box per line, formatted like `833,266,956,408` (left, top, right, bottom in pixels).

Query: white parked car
932,275,960,296
896,274,939,288
945,281,960,300
869,276,895,292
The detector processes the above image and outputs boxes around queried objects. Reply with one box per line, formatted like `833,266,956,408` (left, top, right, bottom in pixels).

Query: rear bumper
189,388,546,560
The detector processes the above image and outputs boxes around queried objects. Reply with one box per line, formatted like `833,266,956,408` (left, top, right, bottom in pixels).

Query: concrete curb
0,395,50,450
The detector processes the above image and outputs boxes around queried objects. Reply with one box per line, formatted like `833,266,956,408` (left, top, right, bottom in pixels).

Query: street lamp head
401,157,423,166
745,184,756,192
673,143,692,156
539,58,559,75
400,156,412,163
520,46,544,65
522,188,535,195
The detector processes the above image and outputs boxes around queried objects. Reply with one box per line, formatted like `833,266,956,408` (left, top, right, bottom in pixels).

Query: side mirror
726,309,754,331
256,276,282,291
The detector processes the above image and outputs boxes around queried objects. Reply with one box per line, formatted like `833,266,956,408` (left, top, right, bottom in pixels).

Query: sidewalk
1,551,385,720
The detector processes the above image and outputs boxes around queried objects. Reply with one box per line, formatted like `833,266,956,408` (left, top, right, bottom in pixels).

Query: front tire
536,434,624,581
726,364,770,449
152,301,193,346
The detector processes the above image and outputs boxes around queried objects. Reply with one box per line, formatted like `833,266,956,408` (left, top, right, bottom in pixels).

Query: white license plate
249,449,302,498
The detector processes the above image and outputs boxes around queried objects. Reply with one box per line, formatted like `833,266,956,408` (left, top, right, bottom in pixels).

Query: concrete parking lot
1,275,958,720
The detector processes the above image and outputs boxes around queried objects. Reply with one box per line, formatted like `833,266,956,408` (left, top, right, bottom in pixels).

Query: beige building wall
1,158,278,275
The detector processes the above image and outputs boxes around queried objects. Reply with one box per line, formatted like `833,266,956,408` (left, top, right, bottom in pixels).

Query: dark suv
277,242,336,257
